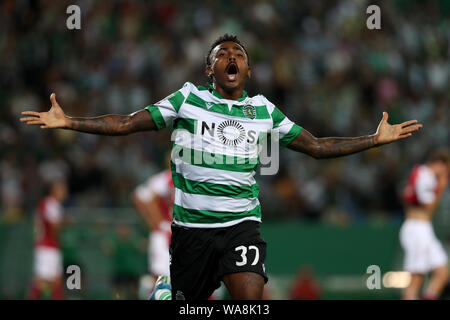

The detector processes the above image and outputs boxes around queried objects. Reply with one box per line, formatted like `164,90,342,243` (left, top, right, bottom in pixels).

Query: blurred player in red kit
289,266,321,300
133,167,174,295
134,165,226,300
401,149,449,300
29,180,68,300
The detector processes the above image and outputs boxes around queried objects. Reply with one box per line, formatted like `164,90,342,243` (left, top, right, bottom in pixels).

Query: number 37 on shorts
233,244,267,275
235,245,260,266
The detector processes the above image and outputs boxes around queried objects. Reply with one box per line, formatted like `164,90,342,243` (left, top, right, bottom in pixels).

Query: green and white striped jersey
145,82,302,228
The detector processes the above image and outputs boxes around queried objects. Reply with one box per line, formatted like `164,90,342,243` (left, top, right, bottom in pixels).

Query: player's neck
212,82,245,101
49,193,62,203
426,163,439,177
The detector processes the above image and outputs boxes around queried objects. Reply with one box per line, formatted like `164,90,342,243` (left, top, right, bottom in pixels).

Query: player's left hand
374,112,422,146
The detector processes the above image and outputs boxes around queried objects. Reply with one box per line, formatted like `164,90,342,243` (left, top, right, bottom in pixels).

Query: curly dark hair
205,34,250,66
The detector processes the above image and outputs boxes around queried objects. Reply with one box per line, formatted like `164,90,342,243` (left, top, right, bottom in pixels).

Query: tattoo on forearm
68,115,131,135
288,129,376,159
67,110,155,135
315,135,375,158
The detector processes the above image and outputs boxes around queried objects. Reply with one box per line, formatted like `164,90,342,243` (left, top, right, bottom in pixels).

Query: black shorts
169,220,268,300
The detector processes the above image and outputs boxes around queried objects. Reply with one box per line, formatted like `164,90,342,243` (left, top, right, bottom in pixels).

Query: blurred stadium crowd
1,0,449,224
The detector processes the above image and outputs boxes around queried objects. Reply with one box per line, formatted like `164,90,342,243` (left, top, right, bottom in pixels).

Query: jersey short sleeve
262,96,302,147
145,82,192,130
45,199,62,223
415,167,438,205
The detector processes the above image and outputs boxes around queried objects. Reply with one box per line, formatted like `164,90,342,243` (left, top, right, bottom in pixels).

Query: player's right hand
20,93,68,129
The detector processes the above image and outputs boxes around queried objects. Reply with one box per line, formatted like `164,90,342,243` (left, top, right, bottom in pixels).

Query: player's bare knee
435,266,449,280
231,285,264,300
224,272,264,300
434,265,446,274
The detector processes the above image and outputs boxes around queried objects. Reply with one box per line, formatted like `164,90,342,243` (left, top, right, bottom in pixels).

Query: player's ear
205,65,213,78
247,67,251,79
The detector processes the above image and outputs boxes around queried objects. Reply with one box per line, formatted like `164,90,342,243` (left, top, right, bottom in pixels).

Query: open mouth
226,63,238,81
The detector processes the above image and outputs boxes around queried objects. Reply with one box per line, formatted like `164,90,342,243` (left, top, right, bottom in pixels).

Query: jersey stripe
172,169,259,198
174,188,260,212
173,118,197,134
168,91,185,112
172,144,259,173
172,204,261,225
172,161,256,187
271,107,286,128
280,124,303,146
185,92,271,119
145,105,166,129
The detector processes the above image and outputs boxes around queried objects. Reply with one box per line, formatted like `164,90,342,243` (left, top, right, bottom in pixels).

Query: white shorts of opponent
148,221,171,276
400,219,448,274
34,246,63,281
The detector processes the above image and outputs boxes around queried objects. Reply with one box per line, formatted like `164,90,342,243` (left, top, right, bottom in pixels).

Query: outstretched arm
20,93,156,135
288,112,422,159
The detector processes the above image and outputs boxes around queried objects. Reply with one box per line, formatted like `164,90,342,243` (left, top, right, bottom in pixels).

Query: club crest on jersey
217,120,246,146
243,105,256,119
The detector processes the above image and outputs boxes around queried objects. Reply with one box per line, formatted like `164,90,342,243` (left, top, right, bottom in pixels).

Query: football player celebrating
21,34,422,300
